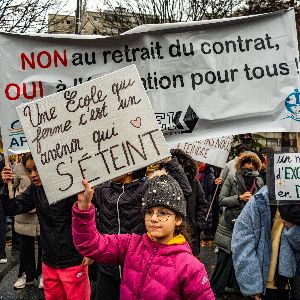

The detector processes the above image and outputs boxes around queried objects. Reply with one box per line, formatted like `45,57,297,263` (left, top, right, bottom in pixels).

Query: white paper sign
1,9,299,155
173,136,233,168
16,65,170,204
274,153,300,201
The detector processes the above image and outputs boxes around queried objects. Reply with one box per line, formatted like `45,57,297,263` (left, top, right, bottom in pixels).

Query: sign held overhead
17,65,170,204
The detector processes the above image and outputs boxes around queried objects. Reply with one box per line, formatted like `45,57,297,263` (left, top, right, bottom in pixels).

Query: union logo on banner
282,88,300,122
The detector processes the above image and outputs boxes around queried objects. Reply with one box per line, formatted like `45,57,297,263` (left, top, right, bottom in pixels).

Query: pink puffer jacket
72,203,215,300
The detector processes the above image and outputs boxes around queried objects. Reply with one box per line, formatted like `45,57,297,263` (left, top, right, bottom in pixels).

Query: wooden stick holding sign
16,65,170,204
205,170,223,222
172,137,232,221
2,157,14,198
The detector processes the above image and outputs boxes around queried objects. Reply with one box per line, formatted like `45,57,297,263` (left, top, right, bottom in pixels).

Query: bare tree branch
237,0,299,15
0,0,70,33
93,0,246,36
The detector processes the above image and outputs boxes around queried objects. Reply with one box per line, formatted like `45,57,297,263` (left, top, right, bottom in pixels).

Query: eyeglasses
144,209,174,222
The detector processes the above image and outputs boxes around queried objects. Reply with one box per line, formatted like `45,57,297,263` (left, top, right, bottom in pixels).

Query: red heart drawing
130,117,142,128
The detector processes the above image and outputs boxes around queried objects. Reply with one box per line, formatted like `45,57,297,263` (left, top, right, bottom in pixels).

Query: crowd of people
0,141,299,300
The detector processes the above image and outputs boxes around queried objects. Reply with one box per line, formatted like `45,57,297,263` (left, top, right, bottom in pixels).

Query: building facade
48,7,140,35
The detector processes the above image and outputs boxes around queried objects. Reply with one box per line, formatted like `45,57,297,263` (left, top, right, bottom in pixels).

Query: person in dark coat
92,155,192,300
197,162,216,241
1,153,91,300
279,203,300,300
211,151,264,297
170,149,208,255
0,153,6,264
12,160,42,288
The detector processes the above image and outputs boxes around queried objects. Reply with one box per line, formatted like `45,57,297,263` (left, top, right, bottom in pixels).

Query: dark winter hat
142,175,186,218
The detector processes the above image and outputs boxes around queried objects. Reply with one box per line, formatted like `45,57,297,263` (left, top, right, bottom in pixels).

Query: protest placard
173,136,233,168
16,65,170,204
274,153,300,201
1,9,299,155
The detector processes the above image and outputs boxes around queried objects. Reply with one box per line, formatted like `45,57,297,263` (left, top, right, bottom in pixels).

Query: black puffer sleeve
0,184,36,215
163,157,192,198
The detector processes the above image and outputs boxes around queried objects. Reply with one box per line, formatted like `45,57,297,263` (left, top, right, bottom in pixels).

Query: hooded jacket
279,225,300,278
1,184,82,268
72,203,215,300
214,152,264,253
232,186,300,296
231,186,272,296
92,156,192,278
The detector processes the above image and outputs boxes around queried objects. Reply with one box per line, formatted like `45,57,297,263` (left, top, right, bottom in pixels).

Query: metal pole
75,0,82,34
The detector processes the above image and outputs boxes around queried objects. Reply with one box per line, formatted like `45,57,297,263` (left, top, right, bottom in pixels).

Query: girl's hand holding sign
77,179,94,210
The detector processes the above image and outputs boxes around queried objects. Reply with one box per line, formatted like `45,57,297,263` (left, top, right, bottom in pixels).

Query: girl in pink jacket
72,175,215,300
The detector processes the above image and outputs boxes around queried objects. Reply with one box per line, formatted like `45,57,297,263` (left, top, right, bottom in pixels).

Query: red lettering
54,50,67,67
21,52,35,70
5,81,44,101
37,51,52,68
21,50,67,70
39,81,44,98
5,83,20,100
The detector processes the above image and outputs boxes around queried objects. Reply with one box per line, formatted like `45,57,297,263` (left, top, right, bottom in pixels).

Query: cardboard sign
174,136,233,168
16,65,170,204
1,9,299,155
274,153,300,201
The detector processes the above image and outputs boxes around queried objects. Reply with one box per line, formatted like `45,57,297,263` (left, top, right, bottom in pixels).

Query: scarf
242,168,259,191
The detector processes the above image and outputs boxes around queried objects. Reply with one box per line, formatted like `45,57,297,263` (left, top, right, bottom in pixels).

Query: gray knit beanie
142,175,186,218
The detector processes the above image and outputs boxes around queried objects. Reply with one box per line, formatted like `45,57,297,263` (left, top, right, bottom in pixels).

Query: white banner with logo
16,65,170,203
0,9,299,155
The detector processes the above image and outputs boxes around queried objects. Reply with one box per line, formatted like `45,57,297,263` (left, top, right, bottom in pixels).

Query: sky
60,0,100,15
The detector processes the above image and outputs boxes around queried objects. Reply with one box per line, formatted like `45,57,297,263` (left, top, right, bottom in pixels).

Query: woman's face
25,159,42,186
243,161,255,171
144,206,182,244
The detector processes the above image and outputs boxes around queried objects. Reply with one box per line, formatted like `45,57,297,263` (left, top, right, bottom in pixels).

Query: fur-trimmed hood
235,151,262,173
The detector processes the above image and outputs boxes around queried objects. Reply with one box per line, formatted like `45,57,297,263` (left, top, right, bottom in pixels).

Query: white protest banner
1,9,299,155
274,153,300,201
16,65,170,204
173,136,233,168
